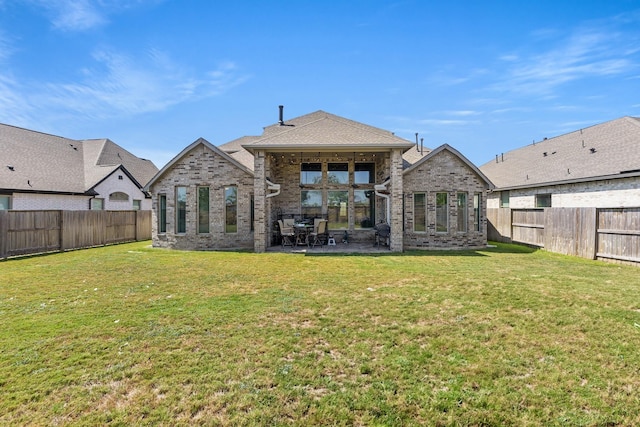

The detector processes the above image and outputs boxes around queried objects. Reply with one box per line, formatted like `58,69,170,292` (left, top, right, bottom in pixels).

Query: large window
198,186,209,233
457,192,467,233
176,187,187,233
328,190,348,228
225,186,237,233
536,193,552,208
328,163,349,184
301,190,322,218
158,194,167,233
354,190,374,229
500,191,510,208
414,193,426,232
436,192,448,233
301,163,322,185
473,193,481,232
354,163,375,184
0,195,11,210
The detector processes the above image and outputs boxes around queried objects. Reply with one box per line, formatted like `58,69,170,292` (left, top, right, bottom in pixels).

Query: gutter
265,178,281,198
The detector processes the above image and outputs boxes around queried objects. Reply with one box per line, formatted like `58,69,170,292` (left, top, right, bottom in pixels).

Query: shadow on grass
305,242,540,258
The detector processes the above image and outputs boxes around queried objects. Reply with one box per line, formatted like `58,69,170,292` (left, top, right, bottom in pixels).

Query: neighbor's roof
242,110,415,152
0,123,158,194
479,116,640,190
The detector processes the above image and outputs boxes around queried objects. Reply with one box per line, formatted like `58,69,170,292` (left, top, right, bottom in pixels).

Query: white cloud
26,0,106,31
24,0,163,31
493,22,639,96
38,48,249,119
443,110,481,117
418,118,479,126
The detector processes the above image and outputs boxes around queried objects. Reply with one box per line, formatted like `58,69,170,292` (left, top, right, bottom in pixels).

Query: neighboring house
0,123,158,211
146,108,493,253
480,116,640,209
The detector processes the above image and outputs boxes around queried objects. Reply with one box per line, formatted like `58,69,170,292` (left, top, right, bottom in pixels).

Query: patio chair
278,219,295,247
309,220,328,248
374,223,391,247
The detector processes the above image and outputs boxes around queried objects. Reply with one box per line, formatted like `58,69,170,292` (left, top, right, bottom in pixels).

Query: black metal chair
374,223,391,247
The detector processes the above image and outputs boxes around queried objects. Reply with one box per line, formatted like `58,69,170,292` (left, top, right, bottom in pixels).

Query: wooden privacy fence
0,210,151,259
488,207,640,265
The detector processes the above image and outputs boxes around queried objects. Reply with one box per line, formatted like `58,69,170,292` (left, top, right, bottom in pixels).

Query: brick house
1,123,158,211
146,108,494,252
480,116,640,209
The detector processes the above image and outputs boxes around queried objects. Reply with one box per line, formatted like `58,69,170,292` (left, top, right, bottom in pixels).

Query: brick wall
487,176,640,209
149,143,254,250
403,150,489,249
263,152,390,246
11,193,90,210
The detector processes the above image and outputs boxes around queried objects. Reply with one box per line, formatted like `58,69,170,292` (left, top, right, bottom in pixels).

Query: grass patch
1,242,639,425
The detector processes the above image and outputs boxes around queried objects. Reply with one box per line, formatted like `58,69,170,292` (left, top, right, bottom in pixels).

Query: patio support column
253,149,267,253
389,148,404,252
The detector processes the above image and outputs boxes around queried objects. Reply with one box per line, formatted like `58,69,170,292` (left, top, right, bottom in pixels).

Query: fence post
135,210,139,241
0,210,8,259
591,208,598,260
58,210,65,252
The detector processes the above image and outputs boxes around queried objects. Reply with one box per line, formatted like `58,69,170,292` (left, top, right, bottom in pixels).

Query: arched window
109,192,129,201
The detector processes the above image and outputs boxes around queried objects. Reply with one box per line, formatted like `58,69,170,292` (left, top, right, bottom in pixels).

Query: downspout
265,178,281,198
374,177,391,223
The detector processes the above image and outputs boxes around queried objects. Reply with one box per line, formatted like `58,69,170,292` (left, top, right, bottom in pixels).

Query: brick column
253,150,267,253
390,148,404,252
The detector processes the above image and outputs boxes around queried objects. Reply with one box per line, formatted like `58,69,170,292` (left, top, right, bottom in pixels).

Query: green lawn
1,242,639,426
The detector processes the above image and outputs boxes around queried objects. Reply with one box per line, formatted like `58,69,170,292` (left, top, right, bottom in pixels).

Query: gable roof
145,137,254,189
480,116,640,190
405,144,494,188
402,144,431,168
0,123,157,194
242,110,415,152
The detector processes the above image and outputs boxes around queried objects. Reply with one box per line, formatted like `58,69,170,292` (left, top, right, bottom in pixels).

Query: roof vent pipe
278,105,284,126
420,138,424,155
415,133,419,151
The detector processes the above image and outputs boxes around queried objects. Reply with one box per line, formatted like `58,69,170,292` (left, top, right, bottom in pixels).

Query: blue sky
1,1,639,169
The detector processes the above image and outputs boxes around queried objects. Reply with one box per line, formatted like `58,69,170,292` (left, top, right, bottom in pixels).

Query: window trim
354,189,375,229
176,186,187,234
300,162,322,185
435,192,448,233
457,192,468,233
197,186,210,234
225,186,238,234
535,193,552,208
158,194,167,234
473,193,481,232
90,198,104,210
500,191,510,208
413,192,426,232
0,195,12,210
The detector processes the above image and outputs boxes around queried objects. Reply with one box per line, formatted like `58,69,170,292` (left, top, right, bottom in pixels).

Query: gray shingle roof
479,116,640,189
0,123,158,194
243,110,415,152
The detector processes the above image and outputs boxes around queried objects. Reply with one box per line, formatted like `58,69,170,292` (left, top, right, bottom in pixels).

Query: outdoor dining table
293,223,314,246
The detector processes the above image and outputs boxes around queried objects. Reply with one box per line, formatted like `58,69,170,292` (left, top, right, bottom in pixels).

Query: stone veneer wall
150,144,254,250
403,150,489,249
263,152,390,246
